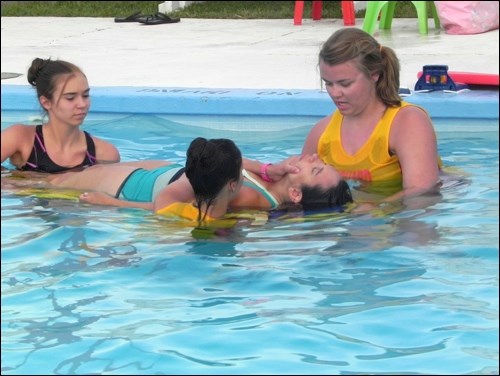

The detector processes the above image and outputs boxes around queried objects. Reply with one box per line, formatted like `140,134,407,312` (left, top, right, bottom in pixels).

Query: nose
327,83,342,98
76,95,89,108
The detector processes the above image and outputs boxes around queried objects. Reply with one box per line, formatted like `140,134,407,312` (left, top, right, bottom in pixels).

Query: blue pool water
1,87,499,375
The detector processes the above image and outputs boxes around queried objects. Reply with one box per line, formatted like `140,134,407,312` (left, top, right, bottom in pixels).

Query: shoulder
316,114,333,128
90,134,118,150
153,175,194,211
303,114,333,153
391,104,436,145
89,134,120,162
1,124,37,165
2,123,36,135
309,114,333,135
1,124,37,140
395,103,430,122
392,104,433,132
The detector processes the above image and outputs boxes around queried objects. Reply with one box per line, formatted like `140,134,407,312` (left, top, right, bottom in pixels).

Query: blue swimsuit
115,164,185,202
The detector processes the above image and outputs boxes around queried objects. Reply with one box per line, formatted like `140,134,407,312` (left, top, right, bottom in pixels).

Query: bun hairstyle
185,137,242,221
27,58,85,107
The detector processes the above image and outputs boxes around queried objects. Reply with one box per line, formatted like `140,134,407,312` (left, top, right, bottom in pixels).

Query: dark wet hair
185,137,242,222
300,180,353,211
27,58,85,110
319,28,401,107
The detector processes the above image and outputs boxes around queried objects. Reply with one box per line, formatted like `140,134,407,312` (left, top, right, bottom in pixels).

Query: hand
351,201,403,216
79,191,115,206
267,157,300,181
351,202,377,214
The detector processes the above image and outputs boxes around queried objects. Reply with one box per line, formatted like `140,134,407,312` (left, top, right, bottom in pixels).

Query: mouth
335,101,348,109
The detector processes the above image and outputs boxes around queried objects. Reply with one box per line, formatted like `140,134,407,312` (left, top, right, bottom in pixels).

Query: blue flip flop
137,12,180,25
114,11,143,23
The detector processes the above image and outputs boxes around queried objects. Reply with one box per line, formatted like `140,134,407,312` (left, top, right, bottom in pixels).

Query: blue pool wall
1,84,499,120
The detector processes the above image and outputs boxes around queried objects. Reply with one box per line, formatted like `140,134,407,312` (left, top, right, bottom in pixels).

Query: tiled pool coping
2,84,498,120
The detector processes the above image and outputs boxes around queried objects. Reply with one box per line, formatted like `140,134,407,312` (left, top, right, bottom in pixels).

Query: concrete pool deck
1,17,499,119
1,16,498,90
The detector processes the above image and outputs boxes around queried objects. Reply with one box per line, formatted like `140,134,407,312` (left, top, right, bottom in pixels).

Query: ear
288,186,302,204
39,95,51,111
229,180,238,193
371,73,380,83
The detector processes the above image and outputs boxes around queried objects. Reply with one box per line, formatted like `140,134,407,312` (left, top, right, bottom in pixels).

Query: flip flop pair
114,11,180,25
138,12,180,25
114,11,143,23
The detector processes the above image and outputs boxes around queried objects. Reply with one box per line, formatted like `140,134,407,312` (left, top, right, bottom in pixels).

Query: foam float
416,65,499,91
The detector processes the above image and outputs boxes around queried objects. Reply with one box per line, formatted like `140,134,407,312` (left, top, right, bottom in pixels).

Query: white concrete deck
1,17,498,90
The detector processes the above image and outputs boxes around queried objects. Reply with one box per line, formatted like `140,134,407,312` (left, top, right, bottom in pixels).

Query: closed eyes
313,166,324,176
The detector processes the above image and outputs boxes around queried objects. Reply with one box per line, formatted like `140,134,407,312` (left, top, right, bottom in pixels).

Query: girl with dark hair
49,137,243,222
1,58,120,173
76,152,353,216
232,154,352,211
4,140,353,221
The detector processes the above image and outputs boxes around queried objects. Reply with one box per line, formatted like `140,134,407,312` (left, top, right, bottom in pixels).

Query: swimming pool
1,86,499,375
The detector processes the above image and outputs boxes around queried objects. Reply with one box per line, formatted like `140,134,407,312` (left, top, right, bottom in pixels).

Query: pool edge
2,84,499,120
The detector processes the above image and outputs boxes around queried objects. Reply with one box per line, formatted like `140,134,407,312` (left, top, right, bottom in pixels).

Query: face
319,59,378,116
41,73,90,127
287,154,342,190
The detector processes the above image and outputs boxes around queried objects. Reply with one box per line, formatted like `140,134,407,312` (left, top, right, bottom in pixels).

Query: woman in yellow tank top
263,28,442,206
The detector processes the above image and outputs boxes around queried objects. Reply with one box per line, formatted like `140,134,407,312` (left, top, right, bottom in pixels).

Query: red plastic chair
294,1,356,26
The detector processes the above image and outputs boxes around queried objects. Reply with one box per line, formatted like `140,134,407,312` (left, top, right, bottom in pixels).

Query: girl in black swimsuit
1,58,120,173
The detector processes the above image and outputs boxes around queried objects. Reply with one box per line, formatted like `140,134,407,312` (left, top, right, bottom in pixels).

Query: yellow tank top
318,102,426,183
156,202,214,222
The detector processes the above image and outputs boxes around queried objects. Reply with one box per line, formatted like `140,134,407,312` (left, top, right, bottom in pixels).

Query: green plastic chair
362,1,440,35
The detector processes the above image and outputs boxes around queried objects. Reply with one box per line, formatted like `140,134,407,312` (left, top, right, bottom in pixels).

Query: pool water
1,112,499,375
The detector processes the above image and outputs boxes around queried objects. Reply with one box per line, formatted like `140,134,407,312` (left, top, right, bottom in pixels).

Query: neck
198,189,232,219
204,200,229,219
43,121,81,145
352,100,387,122
245,169,287,206
267,179,288,206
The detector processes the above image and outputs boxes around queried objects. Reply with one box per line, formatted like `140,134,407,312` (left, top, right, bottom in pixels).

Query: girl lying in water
3,137,353,221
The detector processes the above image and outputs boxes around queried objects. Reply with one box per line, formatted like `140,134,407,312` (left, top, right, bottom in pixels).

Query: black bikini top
20,125,97,173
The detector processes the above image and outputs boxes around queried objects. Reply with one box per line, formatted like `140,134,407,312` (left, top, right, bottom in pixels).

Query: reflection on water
1,113,498,375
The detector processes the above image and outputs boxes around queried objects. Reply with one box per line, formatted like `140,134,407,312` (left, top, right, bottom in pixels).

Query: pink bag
435,1,499,34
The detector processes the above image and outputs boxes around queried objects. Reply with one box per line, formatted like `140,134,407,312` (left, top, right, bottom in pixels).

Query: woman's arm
1,125,33,167
92,136,121,164
241,116,330,181
79,191,153,210
80,174,194,213
247,116,330,181
302,115,330,155
389,106,441,199
153,175,195,212
242,157,299,182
